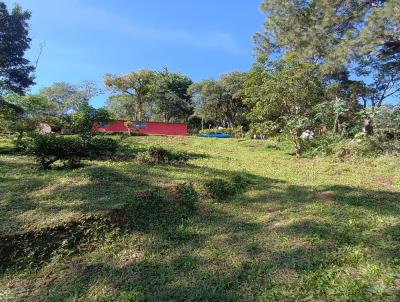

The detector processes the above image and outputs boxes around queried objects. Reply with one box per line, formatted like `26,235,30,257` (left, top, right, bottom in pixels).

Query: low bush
29,135,87,169
137,146,189,165
204,179,235,201
204,174,250,201
303,132,399,159
303,133,342,156
334,137,383,159
86,136,119,159
28,134,120,169
173,183,199,211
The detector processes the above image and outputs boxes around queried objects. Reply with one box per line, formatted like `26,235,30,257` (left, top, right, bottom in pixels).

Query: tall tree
104,70,155,121
244,55,326,157
153,68,193,122
38,81,100,117
256,0,400,107
190,72,247,128
0,2,34,97
0,2,35,123
106,94,137,121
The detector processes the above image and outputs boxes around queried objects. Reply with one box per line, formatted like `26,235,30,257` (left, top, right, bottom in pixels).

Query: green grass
1,135,400,301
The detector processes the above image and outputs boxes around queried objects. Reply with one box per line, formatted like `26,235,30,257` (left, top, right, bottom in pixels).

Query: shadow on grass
2,155,400,300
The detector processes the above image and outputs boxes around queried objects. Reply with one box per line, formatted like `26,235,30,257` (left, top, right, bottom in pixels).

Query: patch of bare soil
306,191,335,201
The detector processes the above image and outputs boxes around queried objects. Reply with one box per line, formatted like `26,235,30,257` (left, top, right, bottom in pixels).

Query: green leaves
0,2,35,96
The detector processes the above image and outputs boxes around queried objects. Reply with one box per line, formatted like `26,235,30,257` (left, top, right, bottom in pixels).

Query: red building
93,121,188,136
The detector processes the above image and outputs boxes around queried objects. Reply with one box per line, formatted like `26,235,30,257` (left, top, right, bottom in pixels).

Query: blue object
198,132,231,138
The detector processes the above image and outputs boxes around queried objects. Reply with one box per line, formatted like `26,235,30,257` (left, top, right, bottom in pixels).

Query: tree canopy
0,2,35,97
256,0,400,107
244,54,326,156
189,72,247,129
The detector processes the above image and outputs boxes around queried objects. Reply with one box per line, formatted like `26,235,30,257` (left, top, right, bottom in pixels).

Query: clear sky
5,0,265,107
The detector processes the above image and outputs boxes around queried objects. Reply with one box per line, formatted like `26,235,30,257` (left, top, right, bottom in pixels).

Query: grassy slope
1,135,400,301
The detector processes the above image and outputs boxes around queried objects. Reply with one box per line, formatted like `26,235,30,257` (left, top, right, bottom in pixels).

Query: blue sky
5,0,265,107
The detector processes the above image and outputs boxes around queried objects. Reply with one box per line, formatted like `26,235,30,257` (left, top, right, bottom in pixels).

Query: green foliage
152,68,193,122
174,182,199,211
204,178,234,201
104,69,156,121
189,72,248,129
85,136,119,159
245,54,326,156
204,174,250,201
27,134,119,169
373,106,400,142
256,0,400,107
70,104,110,136
38,81,100,117
0,2,34,96
136,146,189,165
28,135,87,169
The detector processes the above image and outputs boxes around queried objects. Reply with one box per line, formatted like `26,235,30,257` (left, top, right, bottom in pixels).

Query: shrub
137,147,189,165
231,174,250,192
204,179,234,201
173,183,199,210
28,134,120,169
335,137,382,158
204,174,251,201
304,133,342,156
29,134,87,169
86,136,119,159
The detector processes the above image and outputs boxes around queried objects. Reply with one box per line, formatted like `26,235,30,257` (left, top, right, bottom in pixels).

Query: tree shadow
2,156,400,300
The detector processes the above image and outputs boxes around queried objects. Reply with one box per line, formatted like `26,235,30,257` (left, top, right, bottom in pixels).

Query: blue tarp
198,132,231,138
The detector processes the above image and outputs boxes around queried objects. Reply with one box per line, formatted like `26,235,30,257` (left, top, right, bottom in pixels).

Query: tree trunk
333,114,340,134
290,132,302,158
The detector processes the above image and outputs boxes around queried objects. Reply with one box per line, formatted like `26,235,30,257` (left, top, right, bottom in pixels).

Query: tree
244,55,326,157
106,94,137,121
189,72,247,129
4,93,55,120
0,2,35,130
189,79,223,128
104,70,155,121
153,68,193,122
71,104,110,137
0,2,35,98
219,72,248,128
256,0,400,108
38,82,100,117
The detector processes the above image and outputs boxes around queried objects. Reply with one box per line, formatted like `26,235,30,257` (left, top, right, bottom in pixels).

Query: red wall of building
94,121,188,136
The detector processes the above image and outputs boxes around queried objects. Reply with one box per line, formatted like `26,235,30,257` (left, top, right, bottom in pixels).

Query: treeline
0,1,399,158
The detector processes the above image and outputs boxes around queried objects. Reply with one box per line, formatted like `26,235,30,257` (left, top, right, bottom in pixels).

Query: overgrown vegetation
136,146,189,165
22,134,119,169
204,174,250,201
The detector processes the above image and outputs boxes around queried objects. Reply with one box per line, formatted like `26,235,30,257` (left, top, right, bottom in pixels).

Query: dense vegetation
0,0,399,301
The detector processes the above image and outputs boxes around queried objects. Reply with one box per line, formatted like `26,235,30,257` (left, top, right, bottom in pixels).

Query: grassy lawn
1,135,400,301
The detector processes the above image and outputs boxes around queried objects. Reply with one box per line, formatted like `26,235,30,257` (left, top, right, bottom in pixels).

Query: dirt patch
372,176,395,188
306,191,335,201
